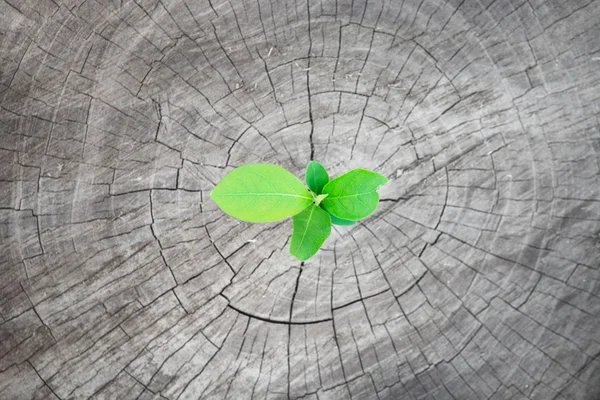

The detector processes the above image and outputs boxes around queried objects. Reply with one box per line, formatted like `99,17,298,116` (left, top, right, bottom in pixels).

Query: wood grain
1,0,599,398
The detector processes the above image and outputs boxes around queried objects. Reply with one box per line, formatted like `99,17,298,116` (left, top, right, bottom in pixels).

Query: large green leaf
325,209,356,226
290,204,331,261
305,161,329,194
210,164,313,223
321,169,388,221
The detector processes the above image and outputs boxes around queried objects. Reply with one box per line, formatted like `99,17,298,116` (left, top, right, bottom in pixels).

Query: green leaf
314,193,328,206
290,204,332,261
325,209,356,226
210,164,313,223
305,161,329,194
321,169,388,221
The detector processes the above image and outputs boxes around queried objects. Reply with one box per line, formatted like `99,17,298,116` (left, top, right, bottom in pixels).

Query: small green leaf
305,161,329,194
290,204,332,261
321,169,388,221
210,164,313,223
325,209,356,226
314,193,328,206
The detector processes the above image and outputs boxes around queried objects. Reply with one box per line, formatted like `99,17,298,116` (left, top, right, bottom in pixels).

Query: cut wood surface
1,0,599,399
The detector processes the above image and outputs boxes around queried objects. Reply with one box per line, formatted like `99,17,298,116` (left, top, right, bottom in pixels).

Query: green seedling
210,161,388,261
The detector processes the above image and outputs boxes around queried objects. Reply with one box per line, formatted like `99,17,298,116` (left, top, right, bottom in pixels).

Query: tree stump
1,0,599,399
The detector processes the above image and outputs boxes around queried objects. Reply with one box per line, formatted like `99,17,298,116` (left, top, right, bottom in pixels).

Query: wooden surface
1,0,599,399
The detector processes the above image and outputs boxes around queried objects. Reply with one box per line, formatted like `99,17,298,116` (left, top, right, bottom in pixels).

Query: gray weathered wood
1,0,599,398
